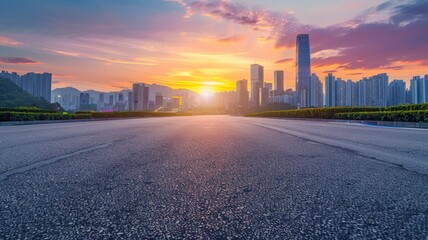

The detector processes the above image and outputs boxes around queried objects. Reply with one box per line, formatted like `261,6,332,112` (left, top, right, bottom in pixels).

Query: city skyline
1,0,428,93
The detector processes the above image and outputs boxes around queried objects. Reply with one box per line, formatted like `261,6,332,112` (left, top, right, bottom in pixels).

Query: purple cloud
175,0,428,70
0,57,38,64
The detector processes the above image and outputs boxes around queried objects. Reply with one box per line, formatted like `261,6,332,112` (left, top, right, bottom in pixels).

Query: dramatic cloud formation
173,0,428,70
0,0,426,92
0,57,38,64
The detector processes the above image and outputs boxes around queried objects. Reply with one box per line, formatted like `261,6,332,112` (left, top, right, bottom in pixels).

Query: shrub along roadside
0,112,91,121
245,103,428,122
0,110,192,121
90,111,192,118
333,110,428,122
386,103,428,111
246,107,383,119
0,107,58,113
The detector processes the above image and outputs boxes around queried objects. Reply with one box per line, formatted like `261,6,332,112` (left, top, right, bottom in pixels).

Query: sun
201,89,214,98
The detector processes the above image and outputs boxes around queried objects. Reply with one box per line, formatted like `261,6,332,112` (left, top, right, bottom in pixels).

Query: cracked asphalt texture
0,116,427,239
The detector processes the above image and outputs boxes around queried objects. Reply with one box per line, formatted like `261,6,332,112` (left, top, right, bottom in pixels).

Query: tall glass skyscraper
296,34,311,108
250,64,264,107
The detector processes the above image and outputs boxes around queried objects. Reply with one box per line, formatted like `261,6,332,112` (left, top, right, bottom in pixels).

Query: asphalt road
0,116,427,239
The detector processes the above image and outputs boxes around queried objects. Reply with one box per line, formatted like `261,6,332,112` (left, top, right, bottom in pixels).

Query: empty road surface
1,116,427,239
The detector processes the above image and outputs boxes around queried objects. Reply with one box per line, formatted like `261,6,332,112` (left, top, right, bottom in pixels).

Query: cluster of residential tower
1,34,428,113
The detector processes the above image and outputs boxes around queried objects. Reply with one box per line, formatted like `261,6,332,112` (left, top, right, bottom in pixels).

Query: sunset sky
0,0,427,93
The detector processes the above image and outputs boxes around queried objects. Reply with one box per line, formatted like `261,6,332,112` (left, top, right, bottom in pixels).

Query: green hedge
74,110,96,114
386,103,428,111
333,110,428,122
246,107,383,119
0,107,59,113
0,112,91,121
0,110,192,121
90,111,192,118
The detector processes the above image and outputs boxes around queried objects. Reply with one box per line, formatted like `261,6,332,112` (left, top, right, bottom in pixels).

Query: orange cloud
217,35,247,43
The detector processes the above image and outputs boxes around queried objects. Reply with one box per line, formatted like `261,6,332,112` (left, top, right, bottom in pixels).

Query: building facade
296,34,311,108
250,64,264,108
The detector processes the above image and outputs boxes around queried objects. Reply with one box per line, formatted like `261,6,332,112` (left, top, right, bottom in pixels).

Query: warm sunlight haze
1,1,428,239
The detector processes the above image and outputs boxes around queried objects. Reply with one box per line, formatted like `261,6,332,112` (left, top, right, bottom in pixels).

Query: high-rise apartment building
155,92,164,107
1,71,52,102
355,74,389,107
335,78,346,107
296,34,311,108
274,71,284,96
250,64,264,107
388,80,406,106
236,79,249,111
309,73,323,107
259,87,269,107
325,73,336,107
132,83,149,111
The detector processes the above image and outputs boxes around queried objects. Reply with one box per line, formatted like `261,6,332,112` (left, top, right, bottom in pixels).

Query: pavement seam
0,142,113,181
247,122,428,177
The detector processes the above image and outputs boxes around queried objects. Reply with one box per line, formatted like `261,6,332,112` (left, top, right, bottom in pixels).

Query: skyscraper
345,80,356,107
250,64,264,107
15,72,52,102
259,87,269,107
296,34,311,108
236,79,249,111
274,71,284,96
309,73,323,107
424,75,428,103
128,92,133,110
410,76,426,104
132,83,149,111
355,74,389,107
335,78,346,107
325,73,336,107
388,80,406,106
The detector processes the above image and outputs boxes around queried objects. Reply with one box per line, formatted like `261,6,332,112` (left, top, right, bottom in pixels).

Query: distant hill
0,77,60,110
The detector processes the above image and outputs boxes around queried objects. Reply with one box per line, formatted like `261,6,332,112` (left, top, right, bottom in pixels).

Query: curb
249,117,428,129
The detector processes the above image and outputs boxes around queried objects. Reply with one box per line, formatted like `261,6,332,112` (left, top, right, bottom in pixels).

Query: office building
259,87,269,107
236,79,249,111
296,34,311,108
250,64,264,107
132,83,149,111
274,71,284,96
